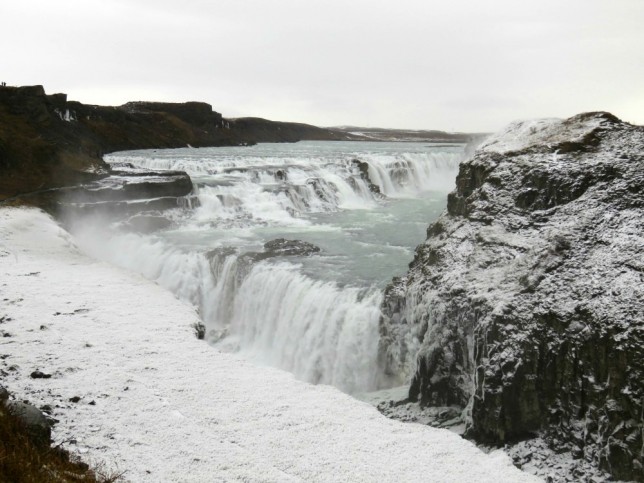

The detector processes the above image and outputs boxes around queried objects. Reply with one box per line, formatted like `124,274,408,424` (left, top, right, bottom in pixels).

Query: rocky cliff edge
379,112,643,481
0,85,357,202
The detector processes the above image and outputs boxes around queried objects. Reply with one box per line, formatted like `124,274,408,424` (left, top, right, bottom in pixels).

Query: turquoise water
84,141,465,392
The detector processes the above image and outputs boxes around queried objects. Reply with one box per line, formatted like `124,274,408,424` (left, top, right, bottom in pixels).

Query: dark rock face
262,238,321,257
351,159,382,195
240,238,321,264
23,169,195,221
0,86,108,202
0,85,357,204
379,112,644,481
61,170,193,203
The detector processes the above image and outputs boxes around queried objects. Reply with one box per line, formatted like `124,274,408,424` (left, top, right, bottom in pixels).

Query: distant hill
227,117,362,143
330,126,485,143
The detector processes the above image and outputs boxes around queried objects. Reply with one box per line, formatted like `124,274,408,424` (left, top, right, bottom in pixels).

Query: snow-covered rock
379,112,644,481
0,207,538,482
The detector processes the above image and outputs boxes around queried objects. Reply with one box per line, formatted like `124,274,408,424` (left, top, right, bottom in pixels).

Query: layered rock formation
0,86,108,202
379,112,643,481
0,85,357,203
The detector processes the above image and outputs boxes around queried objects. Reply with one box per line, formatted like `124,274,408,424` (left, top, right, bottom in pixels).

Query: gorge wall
0,85,356,202
379,112,643,481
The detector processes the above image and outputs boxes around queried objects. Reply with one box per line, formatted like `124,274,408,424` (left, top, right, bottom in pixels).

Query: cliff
0,86,106,202
0,85,355,202
379,112,643,481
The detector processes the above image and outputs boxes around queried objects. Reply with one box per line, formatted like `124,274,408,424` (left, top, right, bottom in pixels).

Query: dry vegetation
0,405,125,483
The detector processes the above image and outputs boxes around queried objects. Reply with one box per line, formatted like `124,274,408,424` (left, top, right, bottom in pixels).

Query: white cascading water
219,263,383,393
73,142,465,394
365,152,461,196
113,146,462,219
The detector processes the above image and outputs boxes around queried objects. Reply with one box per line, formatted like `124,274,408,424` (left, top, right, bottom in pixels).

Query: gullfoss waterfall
70,141,464,394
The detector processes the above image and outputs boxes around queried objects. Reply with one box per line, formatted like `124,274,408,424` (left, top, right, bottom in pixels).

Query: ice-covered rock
379,112,644,481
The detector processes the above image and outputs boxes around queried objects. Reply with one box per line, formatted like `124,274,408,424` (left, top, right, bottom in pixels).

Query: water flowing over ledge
62,141,466,395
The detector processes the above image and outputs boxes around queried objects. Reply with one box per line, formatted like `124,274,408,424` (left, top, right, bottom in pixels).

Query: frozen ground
373,397,615,482
0,207,540,482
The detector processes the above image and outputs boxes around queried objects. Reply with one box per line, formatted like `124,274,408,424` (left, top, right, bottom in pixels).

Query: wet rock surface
262,238,321,258
238,238,322,264
379,112,644,481
68,170,193,202
53,170,194,218
352,159,382,195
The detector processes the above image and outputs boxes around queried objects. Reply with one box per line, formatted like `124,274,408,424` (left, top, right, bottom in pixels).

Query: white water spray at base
217,262,384,394
73,225,386,394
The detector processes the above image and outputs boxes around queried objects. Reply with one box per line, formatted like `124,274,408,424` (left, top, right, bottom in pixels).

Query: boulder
30,370,52,379
6,401,52,446
263,238,321,257
241,238,321,264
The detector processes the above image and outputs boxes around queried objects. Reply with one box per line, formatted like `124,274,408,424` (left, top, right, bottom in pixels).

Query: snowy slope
478,117,591,154
0,207,539,482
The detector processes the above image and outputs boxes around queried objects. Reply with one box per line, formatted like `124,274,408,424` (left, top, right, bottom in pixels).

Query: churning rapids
70,141,465,395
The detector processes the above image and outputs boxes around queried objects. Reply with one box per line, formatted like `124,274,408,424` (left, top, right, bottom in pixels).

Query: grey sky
2,0,643,131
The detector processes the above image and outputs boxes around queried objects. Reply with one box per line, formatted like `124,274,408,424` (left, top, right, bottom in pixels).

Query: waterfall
215,261,383,394
107,145,463,226
72,229,385,394
83,142,466,393
361,151,462,196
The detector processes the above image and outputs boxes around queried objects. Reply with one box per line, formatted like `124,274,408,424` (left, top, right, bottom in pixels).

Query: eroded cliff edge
379,112,643,481
0,85,356,202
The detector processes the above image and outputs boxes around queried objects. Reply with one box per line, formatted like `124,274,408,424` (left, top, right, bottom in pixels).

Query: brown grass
0,406,125,483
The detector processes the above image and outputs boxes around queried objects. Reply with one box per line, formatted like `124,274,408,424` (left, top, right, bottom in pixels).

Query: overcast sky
2,0,643,131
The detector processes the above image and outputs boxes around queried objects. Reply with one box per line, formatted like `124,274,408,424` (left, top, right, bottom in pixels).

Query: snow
479,115,605,154
0,207,540,482
54,108,76,122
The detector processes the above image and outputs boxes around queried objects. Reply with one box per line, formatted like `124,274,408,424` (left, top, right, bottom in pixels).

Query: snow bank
479,115,605,154
0,207,539,482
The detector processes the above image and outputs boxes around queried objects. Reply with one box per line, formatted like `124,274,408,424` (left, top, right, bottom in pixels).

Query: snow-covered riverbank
0,207,539,482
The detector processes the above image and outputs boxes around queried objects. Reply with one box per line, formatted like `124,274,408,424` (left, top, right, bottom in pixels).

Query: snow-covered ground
0,207,540,482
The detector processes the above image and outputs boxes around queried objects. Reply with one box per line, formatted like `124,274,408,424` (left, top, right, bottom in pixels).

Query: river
70,141,464,394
